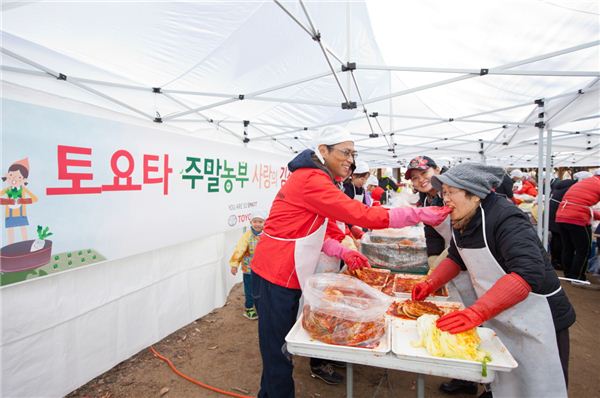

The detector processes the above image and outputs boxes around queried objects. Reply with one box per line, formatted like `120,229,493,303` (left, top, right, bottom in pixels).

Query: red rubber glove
342,250,371,271
436,272,531,334
321,238,370,270
350,225,365,239
412,258,461,301
389,206,452,228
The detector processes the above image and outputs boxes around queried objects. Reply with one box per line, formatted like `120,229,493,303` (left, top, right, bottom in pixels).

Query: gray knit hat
431,163,505,199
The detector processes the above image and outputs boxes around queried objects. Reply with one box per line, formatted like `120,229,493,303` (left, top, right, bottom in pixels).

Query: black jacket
418,192,446,256
448,193,576,332
548,179,577,233
493,174,514,199
379,177,398,192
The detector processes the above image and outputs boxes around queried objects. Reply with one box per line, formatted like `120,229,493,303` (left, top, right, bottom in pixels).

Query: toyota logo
227,215,238,227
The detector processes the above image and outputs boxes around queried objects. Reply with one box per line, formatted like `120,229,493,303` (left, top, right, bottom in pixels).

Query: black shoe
439,379,478,395
327,360,346,369
310,363,343,385
478,391,492,398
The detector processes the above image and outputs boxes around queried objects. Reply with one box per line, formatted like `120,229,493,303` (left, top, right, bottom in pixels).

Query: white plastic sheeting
1,228,243,398
2,1,597,166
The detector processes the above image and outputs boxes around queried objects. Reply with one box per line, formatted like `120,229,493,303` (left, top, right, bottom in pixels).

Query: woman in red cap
404,156,449,267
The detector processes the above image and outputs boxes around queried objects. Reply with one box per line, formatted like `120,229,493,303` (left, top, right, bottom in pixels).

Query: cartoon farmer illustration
1,158,38,244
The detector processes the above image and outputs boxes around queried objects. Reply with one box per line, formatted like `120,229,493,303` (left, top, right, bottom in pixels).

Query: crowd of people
227,125,598,398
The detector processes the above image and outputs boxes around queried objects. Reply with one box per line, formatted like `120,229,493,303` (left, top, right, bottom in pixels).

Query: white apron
452,206,567,398
263,215,328,291
434,215,478,306
433,215,452,245
315,220,346,274
352,185,364,203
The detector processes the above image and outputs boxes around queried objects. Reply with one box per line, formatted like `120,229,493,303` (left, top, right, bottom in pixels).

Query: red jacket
556,175,600,226
515,179,538,197
251,150,390,289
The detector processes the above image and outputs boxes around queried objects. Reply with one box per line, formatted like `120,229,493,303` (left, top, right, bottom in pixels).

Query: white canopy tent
2,0,599,168
1,1,599,396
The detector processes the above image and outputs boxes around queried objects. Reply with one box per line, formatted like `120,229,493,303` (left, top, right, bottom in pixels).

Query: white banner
1,98,290,286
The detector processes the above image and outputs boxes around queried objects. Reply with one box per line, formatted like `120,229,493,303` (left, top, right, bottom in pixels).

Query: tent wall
1,228,243,398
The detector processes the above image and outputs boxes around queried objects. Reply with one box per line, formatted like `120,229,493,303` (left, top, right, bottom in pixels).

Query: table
286,285,508,398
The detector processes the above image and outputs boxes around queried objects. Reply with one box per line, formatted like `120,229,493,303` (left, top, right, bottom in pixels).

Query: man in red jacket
250,126,451,398
556,171,600,281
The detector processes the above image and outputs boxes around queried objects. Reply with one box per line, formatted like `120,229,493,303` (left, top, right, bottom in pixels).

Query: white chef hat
574,171,593,181
509,169,524,179
313,125,354,164
366,175,379,187
354,161,370,174
251,210,267,221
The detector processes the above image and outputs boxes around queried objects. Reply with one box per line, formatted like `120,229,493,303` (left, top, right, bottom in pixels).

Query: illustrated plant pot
0,240,52,272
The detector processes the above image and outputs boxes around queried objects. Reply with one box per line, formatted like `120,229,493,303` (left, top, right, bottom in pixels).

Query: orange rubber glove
412,258,461,301
436,272,531,334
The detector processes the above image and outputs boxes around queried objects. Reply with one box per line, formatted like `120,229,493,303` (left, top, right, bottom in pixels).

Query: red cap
405,156,437,180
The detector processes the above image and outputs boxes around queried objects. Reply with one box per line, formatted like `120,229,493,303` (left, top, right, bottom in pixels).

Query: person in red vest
555,169,600,282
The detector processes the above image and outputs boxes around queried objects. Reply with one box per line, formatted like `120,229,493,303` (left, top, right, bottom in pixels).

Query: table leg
416,374,424,398
346,363,353,398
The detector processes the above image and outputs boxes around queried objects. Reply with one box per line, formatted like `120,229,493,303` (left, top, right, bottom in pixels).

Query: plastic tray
392,273,449,301
386,300,464,320
391,320,518,374
285,314,391,355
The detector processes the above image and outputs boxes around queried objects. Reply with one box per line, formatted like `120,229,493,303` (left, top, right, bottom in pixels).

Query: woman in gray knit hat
411,162,575,398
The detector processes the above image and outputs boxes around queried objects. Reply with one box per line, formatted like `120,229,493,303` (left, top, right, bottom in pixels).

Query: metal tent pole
162,92,243,140
364,40,599,105
251,115,364,141
356,64,600,77
535,100,545,240
543,129,553,248
346,1,352,98
1,48,154,121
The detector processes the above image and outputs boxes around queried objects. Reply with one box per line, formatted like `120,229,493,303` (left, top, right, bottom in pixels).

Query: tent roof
2,0,599,167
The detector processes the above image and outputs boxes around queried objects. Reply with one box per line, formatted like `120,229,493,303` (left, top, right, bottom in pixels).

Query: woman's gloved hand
412,257,461,301
389,206,452,228
436,308,484,333
436,272,531,333
321,238,371,270
342,250,370,270
350,225,365,239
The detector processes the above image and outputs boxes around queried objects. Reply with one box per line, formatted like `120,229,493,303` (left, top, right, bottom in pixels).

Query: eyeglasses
333,148,358,159
442,188,462,199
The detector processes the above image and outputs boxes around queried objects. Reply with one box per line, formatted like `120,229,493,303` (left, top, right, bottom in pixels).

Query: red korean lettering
46,145,102,195
101,150,142,191
143,154,173,195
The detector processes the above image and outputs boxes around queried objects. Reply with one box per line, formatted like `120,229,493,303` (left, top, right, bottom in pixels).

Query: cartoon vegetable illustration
30,225,53,252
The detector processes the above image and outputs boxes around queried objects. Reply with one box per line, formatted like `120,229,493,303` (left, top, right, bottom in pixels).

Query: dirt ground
68,275,600,398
